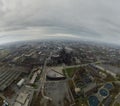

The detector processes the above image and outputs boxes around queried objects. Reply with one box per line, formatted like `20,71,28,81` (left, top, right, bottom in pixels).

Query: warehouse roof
16,92,29,104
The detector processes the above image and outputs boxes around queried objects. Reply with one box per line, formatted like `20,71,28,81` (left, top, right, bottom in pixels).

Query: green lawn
75,97,88,106
63,67,79,78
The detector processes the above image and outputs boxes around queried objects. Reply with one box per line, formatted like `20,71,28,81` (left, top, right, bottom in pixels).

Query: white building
17,79,25,88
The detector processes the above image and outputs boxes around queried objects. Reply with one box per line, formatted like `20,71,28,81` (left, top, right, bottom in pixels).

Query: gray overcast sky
0,0,120,44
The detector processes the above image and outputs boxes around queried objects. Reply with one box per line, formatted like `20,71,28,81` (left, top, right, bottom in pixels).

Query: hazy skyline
0,0,120,44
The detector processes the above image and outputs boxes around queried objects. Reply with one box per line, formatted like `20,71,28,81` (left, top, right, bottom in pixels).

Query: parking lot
44,80,72,106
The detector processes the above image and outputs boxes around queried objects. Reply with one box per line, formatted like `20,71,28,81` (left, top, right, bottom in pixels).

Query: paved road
64,61,103,69
113,93,120,106
36,52,52,100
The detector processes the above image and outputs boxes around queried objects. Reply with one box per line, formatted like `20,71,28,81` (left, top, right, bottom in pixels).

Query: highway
64,61,104,69
36,52,52,100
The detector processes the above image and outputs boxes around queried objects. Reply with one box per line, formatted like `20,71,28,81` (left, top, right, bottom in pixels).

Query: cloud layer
0,0,120,44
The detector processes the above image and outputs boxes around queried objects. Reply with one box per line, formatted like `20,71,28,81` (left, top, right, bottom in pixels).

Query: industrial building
83,83,97,96
0,67,21,91
29,72,37,84
14,102,22,106
17,79,25,88
14,90,32,106
16,92,29,105
29,69,41,84
46,69,66,80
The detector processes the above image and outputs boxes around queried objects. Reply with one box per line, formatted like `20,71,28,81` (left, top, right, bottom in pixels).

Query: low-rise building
16,92,29,105
83,83,97,96
29,72,37,84
14,102,22,106
17,79,25,88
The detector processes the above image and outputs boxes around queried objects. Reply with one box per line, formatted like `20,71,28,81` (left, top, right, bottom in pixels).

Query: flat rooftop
0,66,21,91
14,102,22,106
16,92,29,104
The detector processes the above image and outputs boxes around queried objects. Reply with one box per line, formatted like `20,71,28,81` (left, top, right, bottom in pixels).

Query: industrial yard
0,41,120,106
64,64,120,106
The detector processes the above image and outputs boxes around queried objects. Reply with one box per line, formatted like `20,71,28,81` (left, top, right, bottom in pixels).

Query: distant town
0,40,120,106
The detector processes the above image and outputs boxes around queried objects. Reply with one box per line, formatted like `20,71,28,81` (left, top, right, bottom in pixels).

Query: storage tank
17,79,25,88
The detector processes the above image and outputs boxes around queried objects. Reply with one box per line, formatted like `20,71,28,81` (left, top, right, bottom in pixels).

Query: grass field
63,67,79,78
